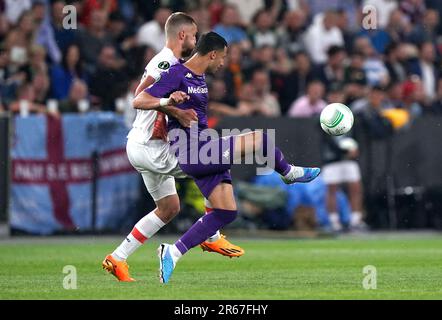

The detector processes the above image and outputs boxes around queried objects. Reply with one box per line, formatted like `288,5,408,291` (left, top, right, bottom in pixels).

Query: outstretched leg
233,131,320,183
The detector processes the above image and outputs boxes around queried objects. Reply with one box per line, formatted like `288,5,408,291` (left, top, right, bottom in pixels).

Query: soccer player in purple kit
132,32,321,284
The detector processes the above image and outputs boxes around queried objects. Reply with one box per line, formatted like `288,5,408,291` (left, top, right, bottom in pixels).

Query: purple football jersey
146,63,209,139
146,63,235,199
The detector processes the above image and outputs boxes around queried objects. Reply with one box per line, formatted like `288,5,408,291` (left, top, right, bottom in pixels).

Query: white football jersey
127,47,179,144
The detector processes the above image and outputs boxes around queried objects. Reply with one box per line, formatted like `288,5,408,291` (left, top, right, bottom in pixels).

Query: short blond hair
165,12,196,39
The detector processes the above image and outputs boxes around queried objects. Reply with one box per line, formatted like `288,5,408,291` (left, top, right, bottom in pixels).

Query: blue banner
10,113,140,234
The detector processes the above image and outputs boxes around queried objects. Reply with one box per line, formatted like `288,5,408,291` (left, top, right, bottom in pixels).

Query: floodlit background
1,0,442,235
1,0,442,301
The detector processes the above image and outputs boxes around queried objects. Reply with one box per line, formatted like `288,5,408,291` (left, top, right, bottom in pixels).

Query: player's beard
182,47,193,58
181,42,194,58
207,64,219,74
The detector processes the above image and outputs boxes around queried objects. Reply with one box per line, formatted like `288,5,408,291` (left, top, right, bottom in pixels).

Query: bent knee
156,201,180,223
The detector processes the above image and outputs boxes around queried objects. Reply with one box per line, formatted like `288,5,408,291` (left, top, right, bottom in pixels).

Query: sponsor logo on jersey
188,86,208,94
158,61,170,70
185,73,193,78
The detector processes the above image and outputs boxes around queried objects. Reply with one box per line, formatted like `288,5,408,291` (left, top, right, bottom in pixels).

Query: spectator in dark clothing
425,0,442,35
208,78,241,117
89,45,127,111
400,0,427,25
123,45,155,81
315,45,347,92
132,0,161,22
249,8,278,48
384,42,407,84
59,79,89,113
276,9,307,57
49,44,87,100
407,9,440,48
407,41,439,103
353,85,394,140
279,51,315,114
385,8,413,44
431,78,442,114
344,51,368,105
76,9,114,73
336,8,355,54
108,11,136,54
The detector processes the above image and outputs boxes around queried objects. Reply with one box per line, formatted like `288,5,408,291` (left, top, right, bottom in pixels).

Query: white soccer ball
320,103,354,136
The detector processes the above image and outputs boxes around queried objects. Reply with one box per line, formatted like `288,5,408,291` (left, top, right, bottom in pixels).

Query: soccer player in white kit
102,12,244,282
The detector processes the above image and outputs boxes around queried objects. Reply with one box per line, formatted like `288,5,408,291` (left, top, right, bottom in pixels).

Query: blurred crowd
0,0,441,121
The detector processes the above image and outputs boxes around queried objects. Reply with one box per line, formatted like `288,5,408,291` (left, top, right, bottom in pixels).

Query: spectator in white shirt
418,42,437,102
302,10,344,64
137,7,172,53
5,0,31,25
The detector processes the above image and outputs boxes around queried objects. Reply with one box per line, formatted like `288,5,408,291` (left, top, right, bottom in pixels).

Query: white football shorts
126,139,187,201
321,160,361,185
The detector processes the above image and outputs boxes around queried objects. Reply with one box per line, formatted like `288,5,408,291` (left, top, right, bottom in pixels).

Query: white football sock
329,212,342,231
292,166,305,178
112,210,165,261
284,166,304,179
135,210,166,238
112,233,142,261
207,230,221,243
351,211,363,226
170,244,183,263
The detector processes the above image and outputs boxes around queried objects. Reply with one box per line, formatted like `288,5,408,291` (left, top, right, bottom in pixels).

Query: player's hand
176,109,198,128
169,91,190,105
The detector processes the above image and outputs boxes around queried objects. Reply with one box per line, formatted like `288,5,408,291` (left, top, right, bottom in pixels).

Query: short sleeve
144,61,166,82
145,66,182,98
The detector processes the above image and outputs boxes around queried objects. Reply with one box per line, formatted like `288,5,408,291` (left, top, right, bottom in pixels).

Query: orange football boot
102,254,135,282
200,234,244,258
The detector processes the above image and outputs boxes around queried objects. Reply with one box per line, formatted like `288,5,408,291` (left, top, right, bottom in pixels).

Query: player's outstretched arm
133,91,197,128
133,90,187,110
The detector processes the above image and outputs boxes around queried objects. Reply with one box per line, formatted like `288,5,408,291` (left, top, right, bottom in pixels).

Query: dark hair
384,42,399,56
251,8,267,25
165,12,196,37
327,45,345,58
62,44,83,77
371,84,387,92
195,32,227,55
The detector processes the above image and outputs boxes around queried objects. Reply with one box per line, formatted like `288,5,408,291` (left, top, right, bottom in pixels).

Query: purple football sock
261,132,291,176
175,209,237,255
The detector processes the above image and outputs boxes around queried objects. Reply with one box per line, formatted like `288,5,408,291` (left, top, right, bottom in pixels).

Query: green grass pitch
1,233,442,299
